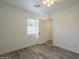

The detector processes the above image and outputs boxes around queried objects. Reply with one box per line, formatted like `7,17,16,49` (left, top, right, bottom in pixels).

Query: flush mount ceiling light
42,0,55,7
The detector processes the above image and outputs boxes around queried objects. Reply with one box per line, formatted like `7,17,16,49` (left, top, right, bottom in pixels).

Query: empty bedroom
0,0,79,59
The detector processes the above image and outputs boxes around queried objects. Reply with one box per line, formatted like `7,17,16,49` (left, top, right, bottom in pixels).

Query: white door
39,20,48,44
26,18,39,44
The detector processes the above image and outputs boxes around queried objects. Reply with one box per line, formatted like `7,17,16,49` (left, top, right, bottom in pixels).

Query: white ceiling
0,0,79,17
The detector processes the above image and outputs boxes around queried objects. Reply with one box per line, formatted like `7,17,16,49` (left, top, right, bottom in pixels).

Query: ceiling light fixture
42,0,55,7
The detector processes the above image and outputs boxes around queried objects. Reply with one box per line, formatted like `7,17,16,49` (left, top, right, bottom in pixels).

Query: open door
39,19,52,44
26,18,39,44
39,20,48,44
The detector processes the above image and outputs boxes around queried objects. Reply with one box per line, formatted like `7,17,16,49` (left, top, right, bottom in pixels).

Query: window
27,18,39,35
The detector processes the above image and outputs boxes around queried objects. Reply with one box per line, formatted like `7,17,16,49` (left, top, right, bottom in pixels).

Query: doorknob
39,32,40,34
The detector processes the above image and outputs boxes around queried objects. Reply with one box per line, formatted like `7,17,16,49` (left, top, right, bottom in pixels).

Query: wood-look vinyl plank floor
0,44,79,59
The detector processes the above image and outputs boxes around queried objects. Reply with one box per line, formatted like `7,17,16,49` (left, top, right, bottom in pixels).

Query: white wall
0,3,52,55
0,3,40,55
52,4,79,54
